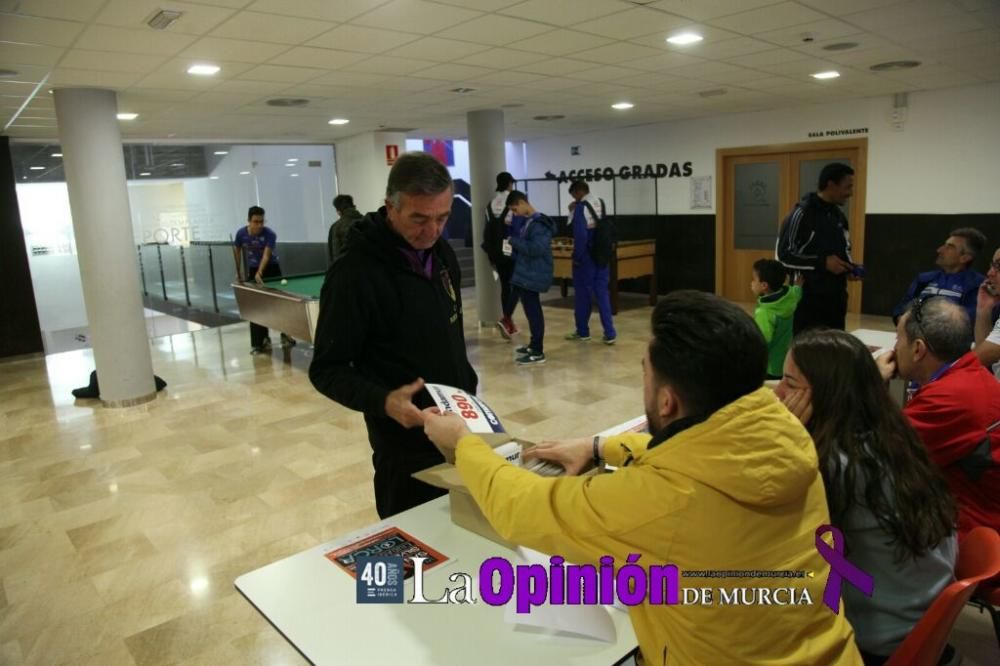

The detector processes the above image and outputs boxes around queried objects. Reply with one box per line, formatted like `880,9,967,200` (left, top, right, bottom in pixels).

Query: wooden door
716,139,868,312
719,153,790,303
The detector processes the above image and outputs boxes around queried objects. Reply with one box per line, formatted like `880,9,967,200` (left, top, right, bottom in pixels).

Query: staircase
449,238,476,288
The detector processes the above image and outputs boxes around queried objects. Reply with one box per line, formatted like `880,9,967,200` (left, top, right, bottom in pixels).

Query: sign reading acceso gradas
545,162,693,183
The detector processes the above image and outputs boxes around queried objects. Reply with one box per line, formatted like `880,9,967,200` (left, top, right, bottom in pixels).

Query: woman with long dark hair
775,329,957,665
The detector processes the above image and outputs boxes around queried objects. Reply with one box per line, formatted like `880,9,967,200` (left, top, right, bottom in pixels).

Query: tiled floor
41,309,207,355
1,290,996,665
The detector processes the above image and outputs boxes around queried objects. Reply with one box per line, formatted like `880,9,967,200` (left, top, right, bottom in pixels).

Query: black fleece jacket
309,210,478,454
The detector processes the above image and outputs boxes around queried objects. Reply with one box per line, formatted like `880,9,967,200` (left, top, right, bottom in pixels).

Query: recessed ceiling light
209,176,219,180
239,171,250,175
870,60,921,71
139,172,151,176
328,118,350,125
284,163,295,167
187,64,220,76
213,150,228,155
667,32,703,45
811,71,840,80
290,173,299,177
117,112,139,120
611,102,634,110
51,152,62,157
170,163,184,167
287,158,299,162
29,166,44,170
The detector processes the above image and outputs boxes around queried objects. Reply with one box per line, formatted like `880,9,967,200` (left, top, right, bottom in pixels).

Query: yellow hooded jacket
454,387,862,665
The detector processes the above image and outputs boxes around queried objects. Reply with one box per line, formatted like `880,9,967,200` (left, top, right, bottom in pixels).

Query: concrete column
54,88,156,407
467,109,505,325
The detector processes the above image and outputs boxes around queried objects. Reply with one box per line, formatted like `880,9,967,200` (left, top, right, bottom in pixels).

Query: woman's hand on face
781,387,813,426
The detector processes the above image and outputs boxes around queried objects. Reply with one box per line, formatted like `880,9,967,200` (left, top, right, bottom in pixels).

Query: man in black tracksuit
776,162,859,332
309,153,478,518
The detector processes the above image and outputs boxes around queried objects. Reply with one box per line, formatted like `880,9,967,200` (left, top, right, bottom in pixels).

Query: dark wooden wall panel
0,136,45,358
861,213,1000,316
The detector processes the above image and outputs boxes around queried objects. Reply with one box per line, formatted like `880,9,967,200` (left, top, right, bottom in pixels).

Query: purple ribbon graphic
815,524,875,613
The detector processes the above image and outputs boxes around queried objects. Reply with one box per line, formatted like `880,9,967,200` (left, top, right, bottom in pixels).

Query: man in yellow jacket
424,290,861,665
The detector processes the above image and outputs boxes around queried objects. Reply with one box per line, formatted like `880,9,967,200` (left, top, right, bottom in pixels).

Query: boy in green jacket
752,259,802,378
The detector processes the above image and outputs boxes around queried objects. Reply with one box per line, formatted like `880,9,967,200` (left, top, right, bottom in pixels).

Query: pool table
232,272,325,343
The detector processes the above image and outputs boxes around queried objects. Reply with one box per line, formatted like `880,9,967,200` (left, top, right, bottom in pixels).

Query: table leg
561,279,568,298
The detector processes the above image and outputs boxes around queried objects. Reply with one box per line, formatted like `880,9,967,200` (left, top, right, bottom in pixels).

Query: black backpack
581,199,614,267
482,201,511,266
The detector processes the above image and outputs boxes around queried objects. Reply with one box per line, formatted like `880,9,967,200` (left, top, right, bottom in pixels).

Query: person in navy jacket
891,228,986,325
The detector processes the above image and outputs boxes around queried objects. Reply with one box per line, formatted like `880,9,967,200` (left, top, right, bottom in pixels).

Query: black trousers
372,447,447,518
367,416,447,518
497,261,516,320
793,288,847,334
247,262,282,347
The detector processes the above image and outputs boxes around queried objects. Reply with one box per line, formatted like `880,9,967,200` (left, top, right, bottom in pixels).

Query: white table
850,328,896,351
236,496,639,666
851,329,906,405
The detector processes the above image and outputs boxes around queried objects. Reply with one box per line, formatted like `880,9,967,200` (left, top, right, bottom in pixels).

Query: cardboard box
413,434,571,548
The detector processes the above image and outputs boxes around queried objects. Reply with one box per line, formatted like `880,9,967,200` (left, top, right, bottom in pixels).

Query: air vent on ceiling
870,60,922,71
698,88,728,98
378,127,417,132
449,87,477,93
146,9,183,30
822,42,860,51
533,115,565,121
0,69,18,78
266,98,310,107
501,103,524,108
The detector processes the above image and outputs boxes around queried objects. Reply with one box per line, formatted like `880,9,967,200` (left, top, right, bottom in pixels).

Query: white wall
335,131,406,214
404,138,527,186
525,82,1000,216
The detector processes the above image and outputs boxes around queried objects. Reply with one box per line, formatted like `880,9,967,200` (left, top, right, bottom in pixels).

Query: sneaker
565,332,591,341
515,345,536,355
602,335,617,345
516,352,546,365
251,337,272,354
496,320,511,341
280,333,297,348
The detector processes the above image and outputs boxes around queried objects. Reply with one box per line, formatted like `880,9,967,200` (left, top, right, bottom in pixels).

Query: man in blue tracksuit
891,228,986,325
565,180,616,344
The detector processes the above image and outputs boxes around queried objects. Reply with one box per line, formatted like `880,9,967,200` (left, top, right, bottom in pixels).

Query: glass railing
138,241,330,318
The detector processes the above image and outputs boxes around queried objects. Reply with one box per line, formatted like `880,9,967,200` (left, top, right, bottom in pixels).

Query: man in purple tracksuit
565,180,616,344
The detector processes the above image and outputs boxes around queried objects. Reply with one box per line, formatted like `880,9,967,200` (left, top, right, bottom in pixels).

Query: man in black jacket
776,162,859,332
327,194,364,264
309,152,478,518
